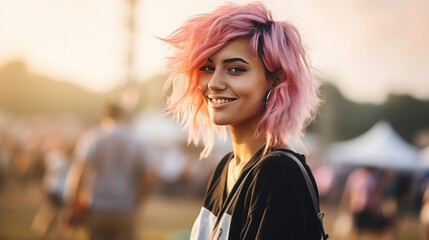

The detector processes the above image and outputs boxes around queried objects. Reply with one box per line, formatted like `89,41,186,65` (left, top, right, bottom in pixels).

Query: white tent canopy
327,121,420,171
134,110,187,146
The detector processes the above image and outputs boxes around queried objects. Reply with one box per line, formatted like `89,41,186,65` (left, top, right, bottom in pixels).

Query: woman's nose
208,71,227,91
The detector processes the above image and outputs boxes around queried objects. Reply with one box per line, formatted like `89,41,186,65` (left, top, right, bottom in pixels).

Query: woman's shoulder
251,149,312,182
254,149,319,195
260,149,306,169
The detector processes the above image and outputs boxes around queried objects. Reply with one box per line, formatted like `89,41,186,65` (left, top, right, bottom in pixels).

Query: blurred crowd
0,114,80,193
1,108,429,239
330,165,420,239
0,106,222,240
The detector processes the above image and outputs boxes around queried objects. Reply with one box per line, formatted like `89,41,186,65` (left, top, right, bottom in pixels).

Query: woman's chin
210,118,231,126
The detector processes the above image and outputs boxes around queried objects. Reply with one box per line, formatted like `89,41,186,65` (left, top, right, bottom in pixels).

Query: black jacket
191,147,322,239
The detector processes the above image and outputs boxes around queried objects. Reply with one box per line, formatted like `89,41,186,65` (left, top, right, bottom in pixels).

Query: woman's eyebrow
206,57,250,64
223,57,249,64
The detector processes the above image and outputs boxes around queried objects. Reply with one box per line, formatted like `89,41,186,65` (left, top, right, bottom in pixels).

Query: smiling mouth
208,97,237,105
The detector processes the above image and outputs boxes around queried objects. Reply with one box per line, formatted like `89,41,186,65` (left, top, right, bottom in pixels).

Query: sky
1,0,428,103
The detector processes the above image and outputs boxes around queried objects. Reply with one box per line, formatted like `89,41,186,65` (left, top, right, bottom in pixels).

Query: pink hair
163,2,320,158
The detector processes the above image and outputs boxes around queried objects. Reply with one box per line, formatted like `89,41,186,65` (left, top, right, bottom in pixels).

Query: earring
266,89,273,102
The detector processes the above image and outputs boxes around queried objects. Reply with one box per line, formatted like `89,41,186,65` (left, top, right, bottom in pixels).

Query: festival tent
133,110,188,181
327,121,420,171
134,110,187,145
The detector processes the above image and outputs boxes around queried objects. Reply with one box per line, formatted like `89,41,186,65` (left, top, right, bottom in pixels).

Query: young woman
164,2,325,239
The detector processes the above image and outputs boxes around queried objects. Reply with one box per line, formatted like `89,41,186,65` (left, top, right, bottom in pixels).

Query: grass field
0,183,422,240
0,183,201,240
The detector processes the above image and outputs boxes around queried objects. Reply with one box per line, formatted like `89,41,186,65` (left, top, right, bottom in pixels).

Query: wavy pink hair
163,2,320,158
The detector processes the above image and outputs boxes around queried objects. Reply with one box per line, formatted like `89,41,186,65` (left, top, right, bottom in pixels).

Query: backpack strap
274,151,329,240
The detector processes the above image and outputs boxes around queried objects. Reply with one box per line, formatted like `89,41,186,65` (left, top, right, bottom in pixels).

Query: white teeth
211,98,232,104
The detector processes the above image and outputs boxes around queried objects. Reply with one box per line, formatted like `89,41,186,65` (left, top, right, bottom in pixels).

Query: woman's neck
229,124,291,166
229,126,266,166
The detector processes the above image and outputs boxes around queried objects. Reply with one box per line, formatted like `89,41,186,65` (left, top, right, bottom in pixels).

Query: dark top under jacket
191,147,322,240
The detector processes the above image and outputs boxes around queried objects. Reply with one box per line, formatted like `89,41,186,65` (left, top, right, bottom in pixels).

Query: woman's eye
229,67,246,73
199,66,214,72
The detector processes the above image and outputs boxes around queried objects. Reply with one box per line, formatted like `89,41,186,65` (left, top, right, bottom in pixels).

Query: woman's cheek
198,77,209,93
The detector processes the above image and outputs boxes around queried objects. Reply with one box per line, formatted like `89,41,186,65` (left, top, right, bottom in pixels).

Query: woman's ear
267,69,284,87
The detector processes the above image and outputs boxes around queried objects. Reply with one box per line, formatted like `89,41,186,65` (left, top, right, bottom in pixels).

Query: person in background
163,2,324,239
338,166,395,240
66,102,156,240
31,130,73,239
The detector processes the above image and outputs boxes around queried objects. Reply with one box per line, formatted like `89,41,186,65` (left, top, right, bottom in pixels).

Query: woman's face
198,38,272,128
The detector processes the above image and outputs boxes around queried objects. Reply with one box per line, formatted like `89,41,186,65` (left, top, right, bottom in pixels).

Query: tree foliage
313,82,429,145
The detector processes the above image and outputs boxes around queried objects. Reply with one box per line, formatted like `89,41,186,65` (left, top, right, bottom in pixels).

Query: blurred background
0,0,428,239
